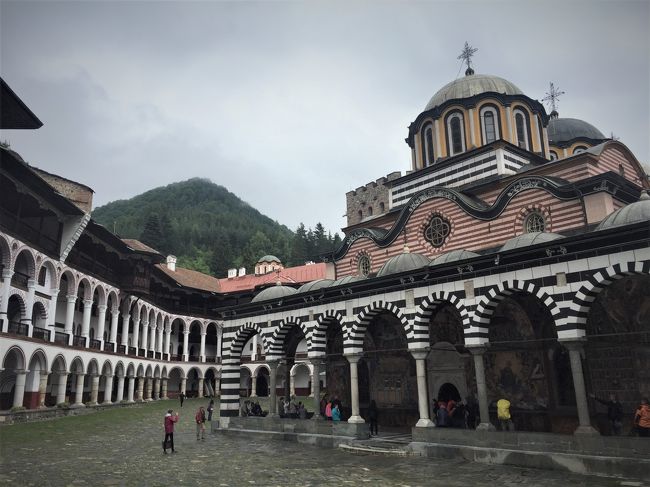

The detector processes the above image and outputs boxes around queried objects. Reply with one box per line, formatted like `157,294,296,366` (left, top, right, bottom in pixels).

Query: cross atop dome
458,41,478,76
542,82,565,118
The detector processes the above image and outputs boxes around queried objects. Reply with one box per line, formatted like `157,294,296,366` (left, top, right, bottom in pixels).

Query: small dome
547,118,606,145
251,284,297,303
430,249,480,266
329,275,366,287
425,73,524,111
257,255,281,263
296,279,335,294
377,250,430,277
596,195,650,231
500,232,564,252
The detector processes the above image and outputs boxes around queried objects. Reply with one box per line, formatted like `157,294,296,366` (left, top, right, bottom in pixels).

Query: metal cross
542,82,565,113
457,42,478,71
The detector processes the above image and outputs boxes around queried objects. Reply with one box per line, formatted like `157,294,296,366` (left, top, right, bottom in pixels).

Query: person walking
179,391,185,408
163,409,179,454
589,392,624,435
634,398,650,437
207,399,215,421
497,398,514,431
368,400,379,436
195,406,207,440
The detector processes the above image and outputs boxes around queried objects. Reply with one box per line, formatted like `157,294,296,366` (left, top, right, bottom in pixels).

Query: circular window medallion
524,212,546,233
424,215,451,248
358,254,371,277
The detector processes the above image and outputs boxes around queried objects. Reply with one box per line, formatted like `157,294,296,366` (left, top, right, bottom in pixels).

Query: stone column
96,305,107,350
24,278,36,337
12,370,27,408
0,269,14,332
182,330,190,361
132,315,141,355
136,377,145,402
116,375,125,402
157,327,164,356
345,354,364,424
251,335,258,361
164,328,171,360
469,346,494,430
38,371,49,408
80,298,93,346
200,332,206,362
217,327,223,360
120,314,130,349
149,324,156,355
563,340,599,435
64,294,77,345
47,289,59,342
289,370,296,397
154,378,160,400
127,376,136,403
56,373,68,405
267,359,279,418
103,374,114,404
411,350,435,427
73,373,85,407
109,307,119,352
198,378,204,398
162,378,168,399
89,374,100,405
180,378,187,395
311,359,323,419
250,370,258,397
141,320,149,355
146,378,153,401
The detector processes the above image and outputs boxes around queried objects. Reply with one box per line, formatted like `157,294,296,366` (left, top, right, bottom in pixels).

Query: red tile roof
122,239,162,255
156,264,222,293
218,262,328,293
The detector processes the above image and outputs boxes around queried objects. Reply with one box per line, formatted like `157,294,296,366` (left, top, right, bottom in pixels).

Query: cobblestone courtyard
0,399,639,487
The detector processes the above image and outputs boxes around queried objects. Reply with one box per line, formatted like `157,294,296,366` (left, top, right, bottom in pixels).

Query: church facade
1,53,649,438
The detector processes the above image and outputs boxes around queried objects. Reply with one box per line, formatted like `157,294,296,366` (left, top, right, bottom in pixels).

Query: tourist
240,400,249,417
634,398,650,437
436,400,449,427
195,406,206,440
325,399,333,420
497,398,514,431
431,398,439,425
298,402,307,419
465,396,478,429
589,392,623,435
179,391,185,408
320,394,328,418
289,399,297,418
332,403,341,422
368,400,378,436
447,398,457,426
207,399,215,421
252,401,263,416
163,409,179,454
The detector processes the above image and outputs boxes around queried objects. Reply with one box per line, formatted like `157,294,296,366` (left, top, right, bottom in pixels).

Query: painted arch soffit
332,176,578,261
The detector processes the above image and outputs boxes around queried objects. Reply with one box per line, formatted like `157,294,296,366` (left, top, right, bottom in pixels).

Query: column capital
27,278,36,289
142,320,149,327
183,330,190,335
409,348,430,361
559,338,586,352
266,357,282,369
309,357,325,367
1,269,13,279
83,298,93,306
344,353,363,364
14,369,27,376
66,294,77,302
467,344,489,356
200,331,207,336
97,304,107,312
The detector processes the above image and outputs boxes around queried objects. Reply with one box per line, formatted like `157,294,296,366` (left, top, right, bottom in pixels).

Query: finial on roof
276,280,282,286
403,245,410,253
543,82,565,116
640,190,650,201
458,41,478,76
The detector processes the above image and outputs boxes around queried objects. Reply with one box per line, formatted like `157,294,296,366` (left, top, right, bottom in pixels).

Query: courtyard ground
0,398,639,487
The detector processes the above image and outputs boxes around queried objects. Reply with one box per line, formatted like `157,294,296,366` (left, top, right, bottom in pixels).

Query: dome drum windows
421,123,435,166
514,108,531,151
445,112,466,156
479,105,501,145
424,214,451,248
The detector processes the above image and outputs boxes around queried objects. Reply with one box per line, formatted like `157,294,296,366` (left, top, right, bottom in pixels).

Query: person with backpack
590,392,624,435
634,398,650,437
163,409,179,454
195,406,206,440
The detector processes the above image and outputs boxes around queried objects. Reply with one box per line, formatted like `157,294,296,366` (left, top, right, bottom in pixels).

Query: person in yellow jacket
497,398,515,431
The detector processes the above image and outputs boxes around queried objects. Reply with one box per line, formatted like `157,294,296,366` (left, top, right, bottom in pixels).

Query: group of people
240,400,264,417
590,394,650,437
433,398,476,429
320,395,343,422
162,398,217,453
280,397,308,419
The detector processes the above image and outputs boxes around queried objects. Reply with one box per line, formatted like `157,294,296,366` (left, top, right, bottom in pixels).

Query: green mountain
91,178,341,277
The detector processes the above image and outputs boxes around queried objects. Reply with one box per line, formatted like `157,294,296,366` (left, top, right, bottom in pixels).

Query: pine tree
140,213,163,251
290,224,308,266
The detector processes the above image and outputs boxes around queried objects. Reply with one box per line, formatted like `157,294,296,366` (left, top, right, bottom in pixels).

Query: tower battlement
345,171,401,227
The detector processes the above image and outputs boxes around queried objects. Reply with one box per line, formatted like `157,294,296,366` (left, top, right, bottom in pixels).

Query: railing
10,271,30,289
188,355,200,362
105,341,115,352
170,355,181,361
147,350,154,358
129,347,137,356
205,356,222,364
138,348,146,356
32,326,50,341
90,339,101,350
54,331,69,345
155,352,162,360
8,321,28,336
73,335,86,347
117,344,126,354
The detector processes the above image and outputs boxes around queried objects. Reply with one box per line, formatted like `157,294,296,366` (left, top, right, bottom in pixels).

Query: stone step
338,442,415,457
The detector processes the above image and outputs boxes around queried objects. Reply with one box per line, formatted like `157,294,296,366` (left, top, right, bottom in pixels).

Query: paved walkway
0,399,638,487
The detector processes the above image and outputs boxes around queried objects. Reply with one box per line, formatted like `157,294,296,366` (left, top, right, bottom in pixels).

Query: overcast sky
1,1,648,235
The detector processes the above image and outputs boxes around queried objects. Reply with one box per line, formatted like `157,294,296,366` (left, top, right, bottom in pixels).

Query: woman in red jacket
163,409,179,453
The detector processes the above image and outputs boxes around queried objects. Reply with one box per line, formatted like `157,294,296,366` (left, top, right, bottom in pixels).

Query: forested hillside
91,178,342,277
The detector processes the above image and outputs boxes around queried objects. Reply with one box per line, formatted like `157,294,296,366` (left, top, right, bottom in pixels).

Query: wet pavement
0,399,639,487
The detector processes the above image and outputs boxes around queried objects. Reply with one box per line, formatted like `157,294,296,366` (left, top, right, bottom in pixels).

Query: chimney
166,255,177,272
238,267,246,277
227,268,237,279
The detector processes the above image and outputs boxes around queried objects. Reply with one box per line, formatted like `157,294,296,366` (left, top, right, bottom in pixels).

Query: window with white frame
446,113,465,156
573,146,587,155
549,151,558,161
514,109,530,151
480,106,499,144
421,123,435,166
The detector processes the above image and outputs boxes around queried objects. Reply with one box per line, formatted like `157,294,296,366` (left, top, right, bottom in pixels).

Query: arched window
524,211,546,233
618,163,625,177
367,206,373,216
358,254,371,277
379,202,385,213
446,113,465,156
37,267,47,286
549,151,558,161
421,123,435,166
514,109,530,150
357,210,362,220
480,106,500,144
573,146,587,155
